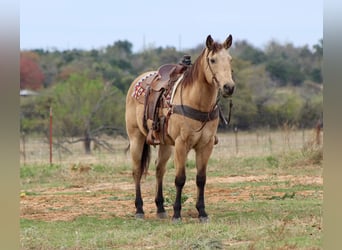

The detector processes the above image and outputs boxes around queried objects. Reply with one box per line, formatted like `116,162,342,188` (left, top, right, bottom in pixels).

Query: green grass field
20,130,323,249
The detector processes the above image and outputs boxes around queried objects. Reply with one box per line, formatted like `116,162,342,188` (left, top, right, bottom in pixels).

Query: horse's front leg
195,138,215,222
155,144,172,218
172,138,189,221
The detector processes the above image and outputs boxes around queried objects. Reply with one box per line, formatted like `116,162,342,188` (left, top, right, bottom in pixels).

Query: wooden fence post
21,132,26,165
234,126,238,155
316,121,321,145
49,107,53,165
268,126,273,154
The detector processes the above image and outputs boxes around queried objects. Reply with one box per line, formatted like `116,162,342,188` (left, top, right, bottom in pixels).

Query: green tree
313,39,323,57
229,88,258,129
265,58,305,86
52,73,125,154
20,94,53,135
298,98,323,128
232,40,266,64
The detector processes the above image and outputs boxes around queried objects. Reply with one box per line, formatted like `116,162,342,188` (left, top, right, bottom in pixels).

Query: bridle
205,50,220,88
205,50,234,126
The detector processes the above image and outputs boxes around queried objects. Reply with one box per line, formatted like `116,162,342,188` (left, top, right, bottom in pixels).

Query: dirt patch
20,174,322,222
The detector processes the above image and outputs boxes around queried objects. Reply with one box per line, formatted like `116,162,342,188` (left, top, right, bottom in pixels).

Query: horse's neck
182,79,218,112
174,54,218,112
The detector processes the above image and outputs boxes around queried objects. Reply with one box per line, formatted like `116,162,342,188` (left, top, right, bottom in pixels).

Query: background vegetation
20,38,323,153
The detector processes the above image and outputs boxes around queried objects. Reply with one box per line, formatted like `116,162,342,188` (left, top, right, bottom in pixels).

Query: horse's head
204,35,235,97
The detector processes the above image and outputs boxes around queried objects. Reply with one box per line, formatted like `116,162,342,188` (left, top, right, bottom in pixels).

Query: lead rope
217,93,233,126
226,98,233,125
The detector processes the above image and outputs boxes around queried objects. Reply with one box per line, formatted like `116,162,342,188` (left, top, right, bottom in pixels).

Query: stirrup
147,130,160,145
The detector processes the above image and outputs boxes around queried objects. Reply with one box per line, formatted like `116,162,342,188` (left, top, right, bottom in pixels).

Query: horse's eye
210,58,216,64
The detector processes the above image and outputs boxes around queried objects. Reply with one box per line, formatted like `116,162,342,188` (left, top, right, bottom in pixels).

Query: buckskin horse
125,35,235,222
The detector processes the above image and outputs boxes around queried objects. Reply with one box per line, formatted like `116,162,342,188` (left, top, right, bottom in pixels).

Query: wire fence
20,128,323,166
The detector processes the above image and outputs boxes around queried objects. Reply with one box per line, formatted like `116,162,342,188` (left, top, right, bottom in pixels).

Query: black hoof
172,217,182,223
157,212,168,219
199,216,209,223
135,213,145,219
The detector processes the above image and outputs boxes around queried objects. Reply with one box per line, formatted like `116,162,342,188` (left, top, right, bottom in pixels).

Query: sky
20,0,323,52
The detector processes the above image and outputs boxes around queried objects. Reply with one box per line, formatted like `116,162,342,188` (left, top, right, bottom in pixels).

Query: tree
311,39,323,84
264,41,310,86
223,58,258,129
313,39,323,57
52,73,125,154
298,99,322,128
229,88,258,129
20,51,45,90
232,40,266,64
265,58,305,86
20,94,53,134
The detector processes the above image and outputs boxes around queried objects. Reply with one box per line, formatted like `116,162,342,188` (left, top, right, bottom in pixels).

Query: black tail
141,141,151,176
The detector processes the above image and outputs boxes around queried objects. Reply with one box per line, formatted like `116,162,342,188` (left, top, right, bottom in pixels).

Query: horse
125,34,235,222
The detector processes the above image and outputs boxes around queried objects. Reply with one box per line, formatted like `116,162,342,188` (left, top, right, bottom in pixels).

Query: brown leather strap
172,105,219,122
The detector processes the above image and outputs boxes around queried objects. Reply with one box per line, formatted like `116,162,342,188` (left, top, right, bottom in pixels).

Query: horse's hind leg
129,133,150,219
155,144,172,219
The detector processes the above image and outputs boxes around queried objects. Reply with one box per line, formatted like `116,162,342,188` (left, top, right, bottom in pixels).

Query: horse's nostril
223,85,235,95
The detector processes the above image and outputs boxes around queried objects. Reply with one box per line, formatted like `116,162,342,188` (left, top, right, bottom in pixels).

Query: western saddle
139,55,191,145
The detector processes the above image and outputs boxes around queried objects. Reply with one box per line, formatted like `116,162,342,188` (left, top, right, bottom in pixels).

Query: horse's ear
223,34,233,49
206,35,214,50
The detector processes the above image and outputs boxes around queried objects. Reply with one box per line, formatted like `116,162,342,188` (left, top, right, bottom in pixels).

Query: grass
21,198,322,249
20,131,323,249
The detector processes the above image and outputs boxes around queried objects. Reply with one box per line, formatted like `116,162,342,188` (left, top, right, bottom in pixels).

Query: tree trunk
84,131,91,154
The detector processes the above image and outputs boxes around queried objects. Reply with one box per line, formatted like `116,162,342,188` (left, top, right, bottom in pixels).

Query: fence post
302,126,305,148
316,121,321,145
234,126,239,155
268,126,273,154
21,132,26,165
49,106,53,165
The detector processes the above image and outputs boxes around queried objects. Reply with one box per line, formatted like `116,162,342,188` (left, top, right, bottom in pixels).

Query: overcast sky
20,0,323,52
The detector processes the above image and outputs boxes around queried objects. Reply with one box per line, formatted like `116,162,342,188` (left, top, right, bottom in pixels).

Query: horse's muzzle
223,84,235,97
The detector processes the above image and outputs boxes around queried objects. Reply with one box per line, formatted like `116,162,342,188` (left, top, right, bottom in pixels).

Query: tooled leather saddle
132,56,191,145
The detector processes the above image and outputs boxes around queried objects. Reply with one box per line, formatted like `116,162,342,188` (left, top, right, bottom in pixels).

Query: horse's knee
196,175,206,188
175,175,186,188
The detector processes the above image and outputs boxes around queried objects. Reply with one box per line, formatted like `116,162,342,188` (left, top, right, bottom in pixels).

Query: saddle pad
132,72,157,99
169,74,184,104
